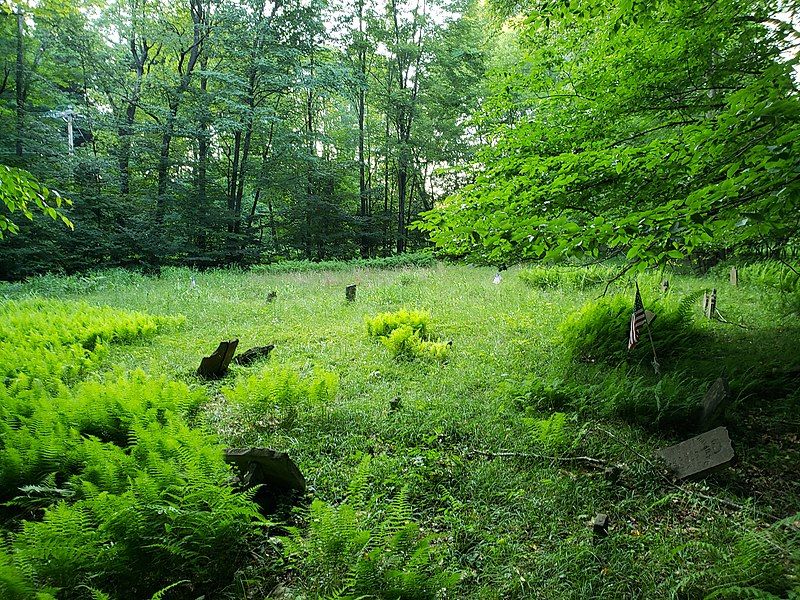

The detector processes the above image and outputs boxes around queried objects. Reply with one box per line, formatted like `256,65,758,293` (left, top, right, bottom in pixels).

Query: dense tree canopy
418,0,800,269
0,0,487,277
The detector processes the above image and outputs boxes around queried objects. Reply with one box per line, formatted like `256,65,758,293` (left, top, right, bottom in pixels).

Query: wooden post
706,288,717,319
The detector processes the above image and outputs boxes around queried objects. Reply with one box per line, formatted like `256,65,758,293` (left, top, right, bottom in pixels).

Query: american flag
628,285,646,350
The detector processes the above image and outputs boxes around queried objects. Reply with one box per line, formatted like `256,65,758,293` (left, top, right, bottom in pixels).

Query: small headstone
197,339,239,379
389,397,402,413
700,376,730,428
267,290,277,302
660,279,670,293
234,344,275,366
593,513,609,537
224,448,306,493
656,426,734,479
603,465,621,484
493,272,502,285
644,310,656,325
346,284,357,302
730,267,738,286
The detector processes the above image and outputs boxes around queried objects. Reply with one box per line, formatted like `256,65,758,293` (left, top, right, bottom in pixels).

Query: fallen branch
467,448,609,469
713,308,750,329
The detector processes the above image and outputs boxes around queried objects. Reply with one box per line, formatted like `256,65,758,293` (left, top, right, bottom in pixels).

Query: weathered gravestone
346,284,357,302
660,279,670,293
197,339,239,379
234,344,275,366
700,376,730,428
224,448,306,492
730,267,738,286
656,426,734,479
593,513,609,538
267,290,277,302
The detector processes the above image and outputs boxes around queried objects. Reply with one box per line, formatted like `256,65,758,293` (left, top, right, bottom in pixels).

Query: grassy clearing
1,263,798,599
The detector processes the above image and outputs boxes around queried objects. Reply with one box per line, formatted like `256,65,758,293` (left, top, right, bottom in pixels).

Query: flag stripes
628,286,646,350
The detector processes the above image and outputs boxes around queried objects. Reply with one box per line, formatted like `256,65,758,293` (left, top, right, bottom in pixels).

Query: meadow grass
1,263,798,599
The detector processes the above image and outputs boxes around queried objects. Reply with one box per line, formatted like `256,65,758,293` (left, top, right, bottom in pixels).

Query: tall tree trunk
155,0,205,226
196,55,209,250
15,10,24,158
357,0,369,257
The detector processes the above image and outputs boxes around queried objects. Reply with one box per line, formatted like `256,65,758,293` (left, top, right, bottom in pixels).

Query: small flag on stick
628,285,647,351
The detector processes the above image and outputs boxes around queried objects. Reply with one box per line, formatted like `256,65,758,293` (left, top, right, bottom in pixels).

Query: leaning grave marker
656,426,734,479
197,339,239,379
700,376,730,429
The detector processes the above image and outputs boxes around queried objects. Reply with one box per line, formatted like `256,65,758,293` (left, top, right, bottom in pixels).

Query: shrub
252,252,436,274
366,309,450,362
558,292,702,364
284,488,459,598
671,513,800,598
223,366,339,430
739,261,800,293
365,308,430,339
0,300,268,599
518,265,620,290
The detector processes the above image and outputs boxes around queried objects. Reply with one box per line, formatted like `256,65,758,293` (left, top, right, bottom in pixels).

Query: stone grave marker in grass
197,339,239,379
225,448,306,492
730,267,738,286
234,344,275,366
700,376,730,428
593,513,609,538
657,426,734,479
267,290,277,301
346,284,357,301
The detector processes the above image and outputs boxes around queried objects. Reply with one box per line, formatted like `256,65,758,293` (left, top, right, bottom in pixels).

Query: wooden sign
346,284,357,301
730,267,738,286
656,427,734,479
197,339,239,379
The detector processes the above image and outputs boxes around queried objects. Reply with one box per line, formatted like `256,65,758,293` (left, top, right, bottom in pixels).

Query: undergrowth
0,300,266,599
366,309,450,361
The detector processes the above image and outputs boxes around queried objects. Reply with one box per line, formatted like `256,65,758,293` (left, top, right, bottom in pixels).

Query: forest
1,0,799,598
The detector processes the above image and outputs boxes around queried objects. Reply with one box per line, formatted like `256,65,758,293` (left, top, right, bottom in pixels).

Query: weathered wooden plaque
657,427,734,479
234,344,275,366
346,284,357,302
224,447,306,492
197,339,239,379
700,376,730,428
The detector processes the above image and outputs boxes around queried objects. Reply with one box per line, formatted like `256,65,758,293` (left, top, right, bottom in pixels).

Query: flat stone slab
234,344,274,366
224,447,306,492
657,426,734,479
197,339,239,379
